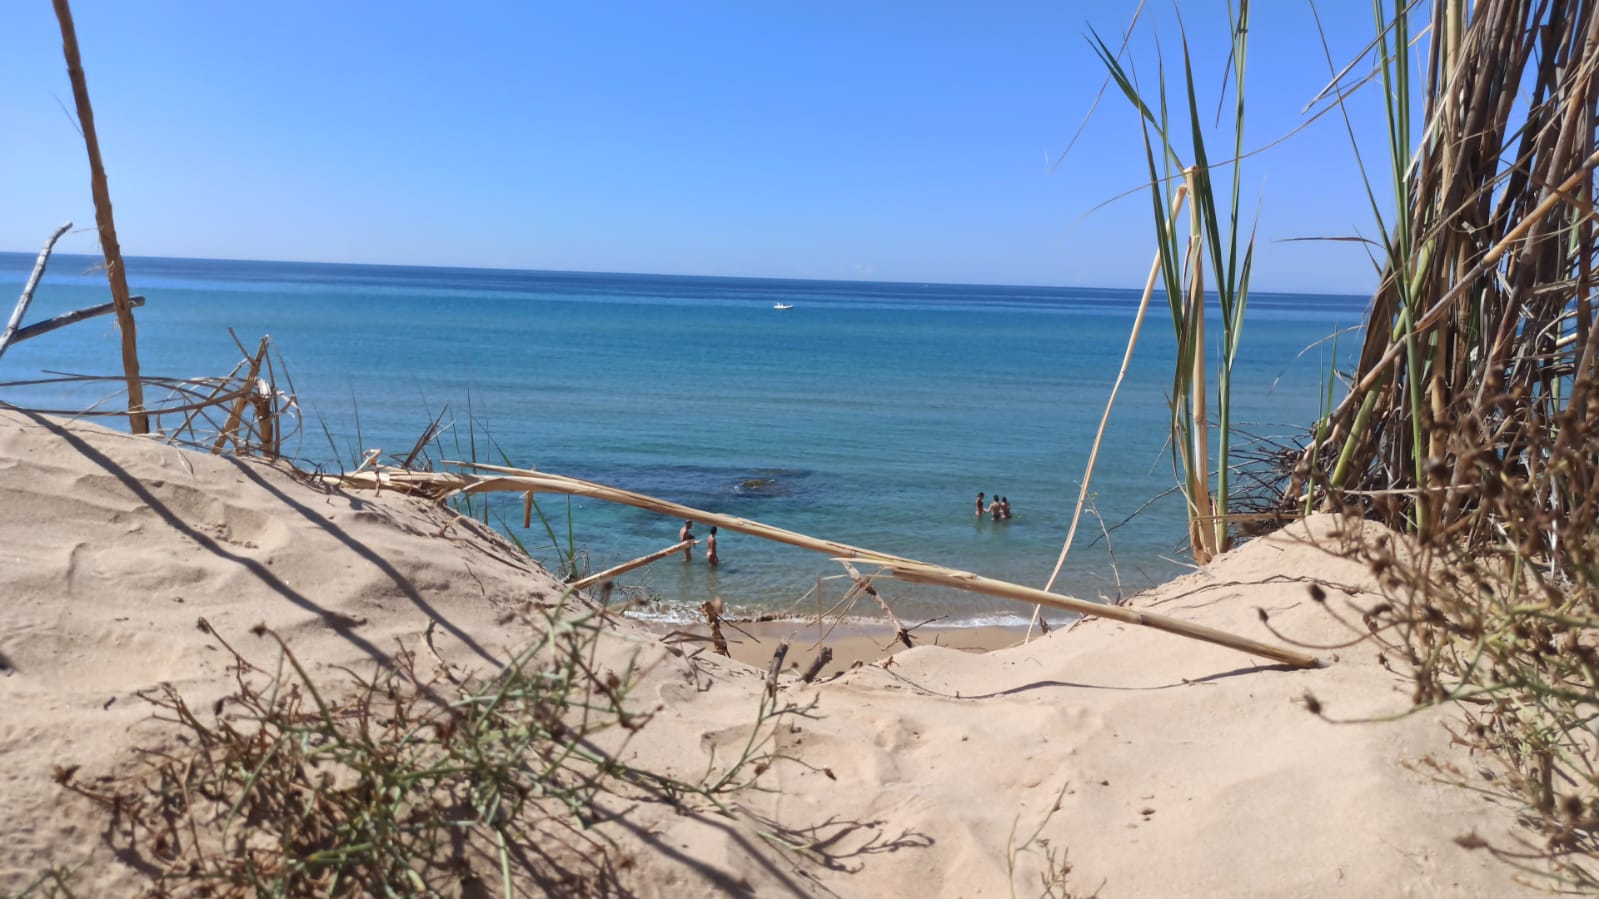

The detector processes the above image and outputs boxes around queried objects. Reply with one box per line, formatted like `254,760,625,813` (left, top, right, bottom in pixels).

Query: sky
3,2,1405,293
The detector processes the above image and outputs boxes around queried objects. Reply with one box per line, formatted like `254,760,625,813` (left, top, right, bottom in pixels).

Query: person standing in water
679,520,695,561
987,494,1003,521
1000,496,1013,519
706,526,719,566
975,492,986,518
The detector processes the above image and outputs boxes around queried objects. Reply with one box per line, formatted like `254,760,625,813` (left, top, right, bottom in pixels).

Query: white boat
773,303,794,310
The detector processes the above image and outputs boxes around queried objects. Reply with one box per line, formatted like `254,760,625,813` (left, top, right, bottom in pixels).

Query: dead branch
0,223,72,365
7,296,145,348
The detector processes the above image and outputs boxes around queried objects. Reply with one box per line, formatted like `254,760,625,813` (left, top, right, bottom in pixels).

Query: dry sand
0,408,1542,897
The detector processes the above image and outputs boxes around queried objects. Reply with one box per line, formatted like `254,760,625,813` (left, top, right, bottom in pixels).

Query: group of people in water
678,520,719,566
976,492,1013,521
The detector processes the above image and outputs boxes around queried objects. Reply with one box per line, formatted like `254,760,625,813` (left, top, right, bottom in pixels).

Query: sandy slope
0,409,1538,897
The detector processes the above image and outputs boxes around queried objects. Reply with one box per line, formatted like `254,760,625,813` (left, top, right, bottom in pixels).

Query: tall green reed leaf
1089,1,1256,562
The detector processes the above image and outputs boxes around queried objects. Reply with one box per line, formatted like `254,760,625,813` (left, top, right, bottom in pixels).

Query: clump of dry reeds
1292,0,1599,539
1287,0,1599,886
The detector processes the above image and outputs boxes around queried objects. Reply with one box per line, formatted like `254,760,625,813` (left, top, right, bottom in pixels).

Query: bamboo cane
569,540,696,590
324,464,1324,668
52,0,148,434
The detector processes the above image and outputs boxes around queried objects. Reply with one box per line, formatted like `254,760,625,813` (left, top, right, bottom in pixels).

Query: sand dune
0,408,1535,897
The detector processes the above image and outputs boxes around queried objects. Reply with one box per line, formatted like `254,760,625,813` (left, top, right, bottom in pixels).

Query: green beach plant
1089,1,1255,564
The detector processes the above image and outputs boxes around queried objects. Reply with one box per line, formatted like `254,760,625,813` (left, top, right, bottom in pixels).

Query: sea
0,253,1368,627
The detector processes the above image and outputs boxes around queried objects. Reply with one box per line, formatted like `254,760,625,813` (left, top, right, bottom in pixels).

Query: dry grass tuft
45,596,817,897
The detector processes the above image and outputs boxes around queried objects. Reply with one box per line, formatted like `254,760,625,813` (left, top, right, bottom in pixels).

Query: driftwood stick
840,560,914,649
54,0,148,434
0,223,73,365
569,540,696,591
324,464,1325,669
8,296,145,347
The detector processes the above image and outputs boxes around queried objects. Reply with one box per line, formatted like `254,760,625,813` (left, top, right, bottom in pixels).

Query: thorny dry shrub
1324,376,1599,889
50,599,817,898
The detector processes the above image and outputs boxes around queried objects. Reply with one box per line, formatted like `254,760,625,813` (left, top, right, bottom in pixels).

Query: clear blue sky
4,2,1399,292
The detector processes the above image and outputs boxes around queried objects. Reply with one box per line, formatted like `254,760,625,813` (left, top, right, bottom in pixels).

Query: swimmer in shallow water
706,526,719,566
679,520,695,561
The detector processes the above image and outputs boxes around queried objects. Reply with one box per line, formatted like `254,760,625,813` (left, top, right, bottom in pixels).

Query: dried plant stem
211,337,267,454
569,539,695,590
1181,167,1218,563
325,464,1322,668
0,223,72,364
165,356,250,442
701,599,731,657
52,0,147,434
840,560,914,649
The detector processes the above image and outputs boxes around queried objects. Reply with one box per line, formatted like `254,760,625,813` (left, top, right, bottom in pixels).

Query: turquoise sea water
0,253,1367,625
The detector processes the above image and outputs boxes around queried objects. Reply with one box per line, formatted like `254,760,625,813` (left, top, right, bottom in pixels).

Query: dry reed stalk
52,0,147,435
839,560,914,649
0,223,72,364
568,540,695,590
211,337,267,455
8,379,252,420
163,356,249,443
1180,166,1219,564
250,377,277,458
323,463,1322,668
